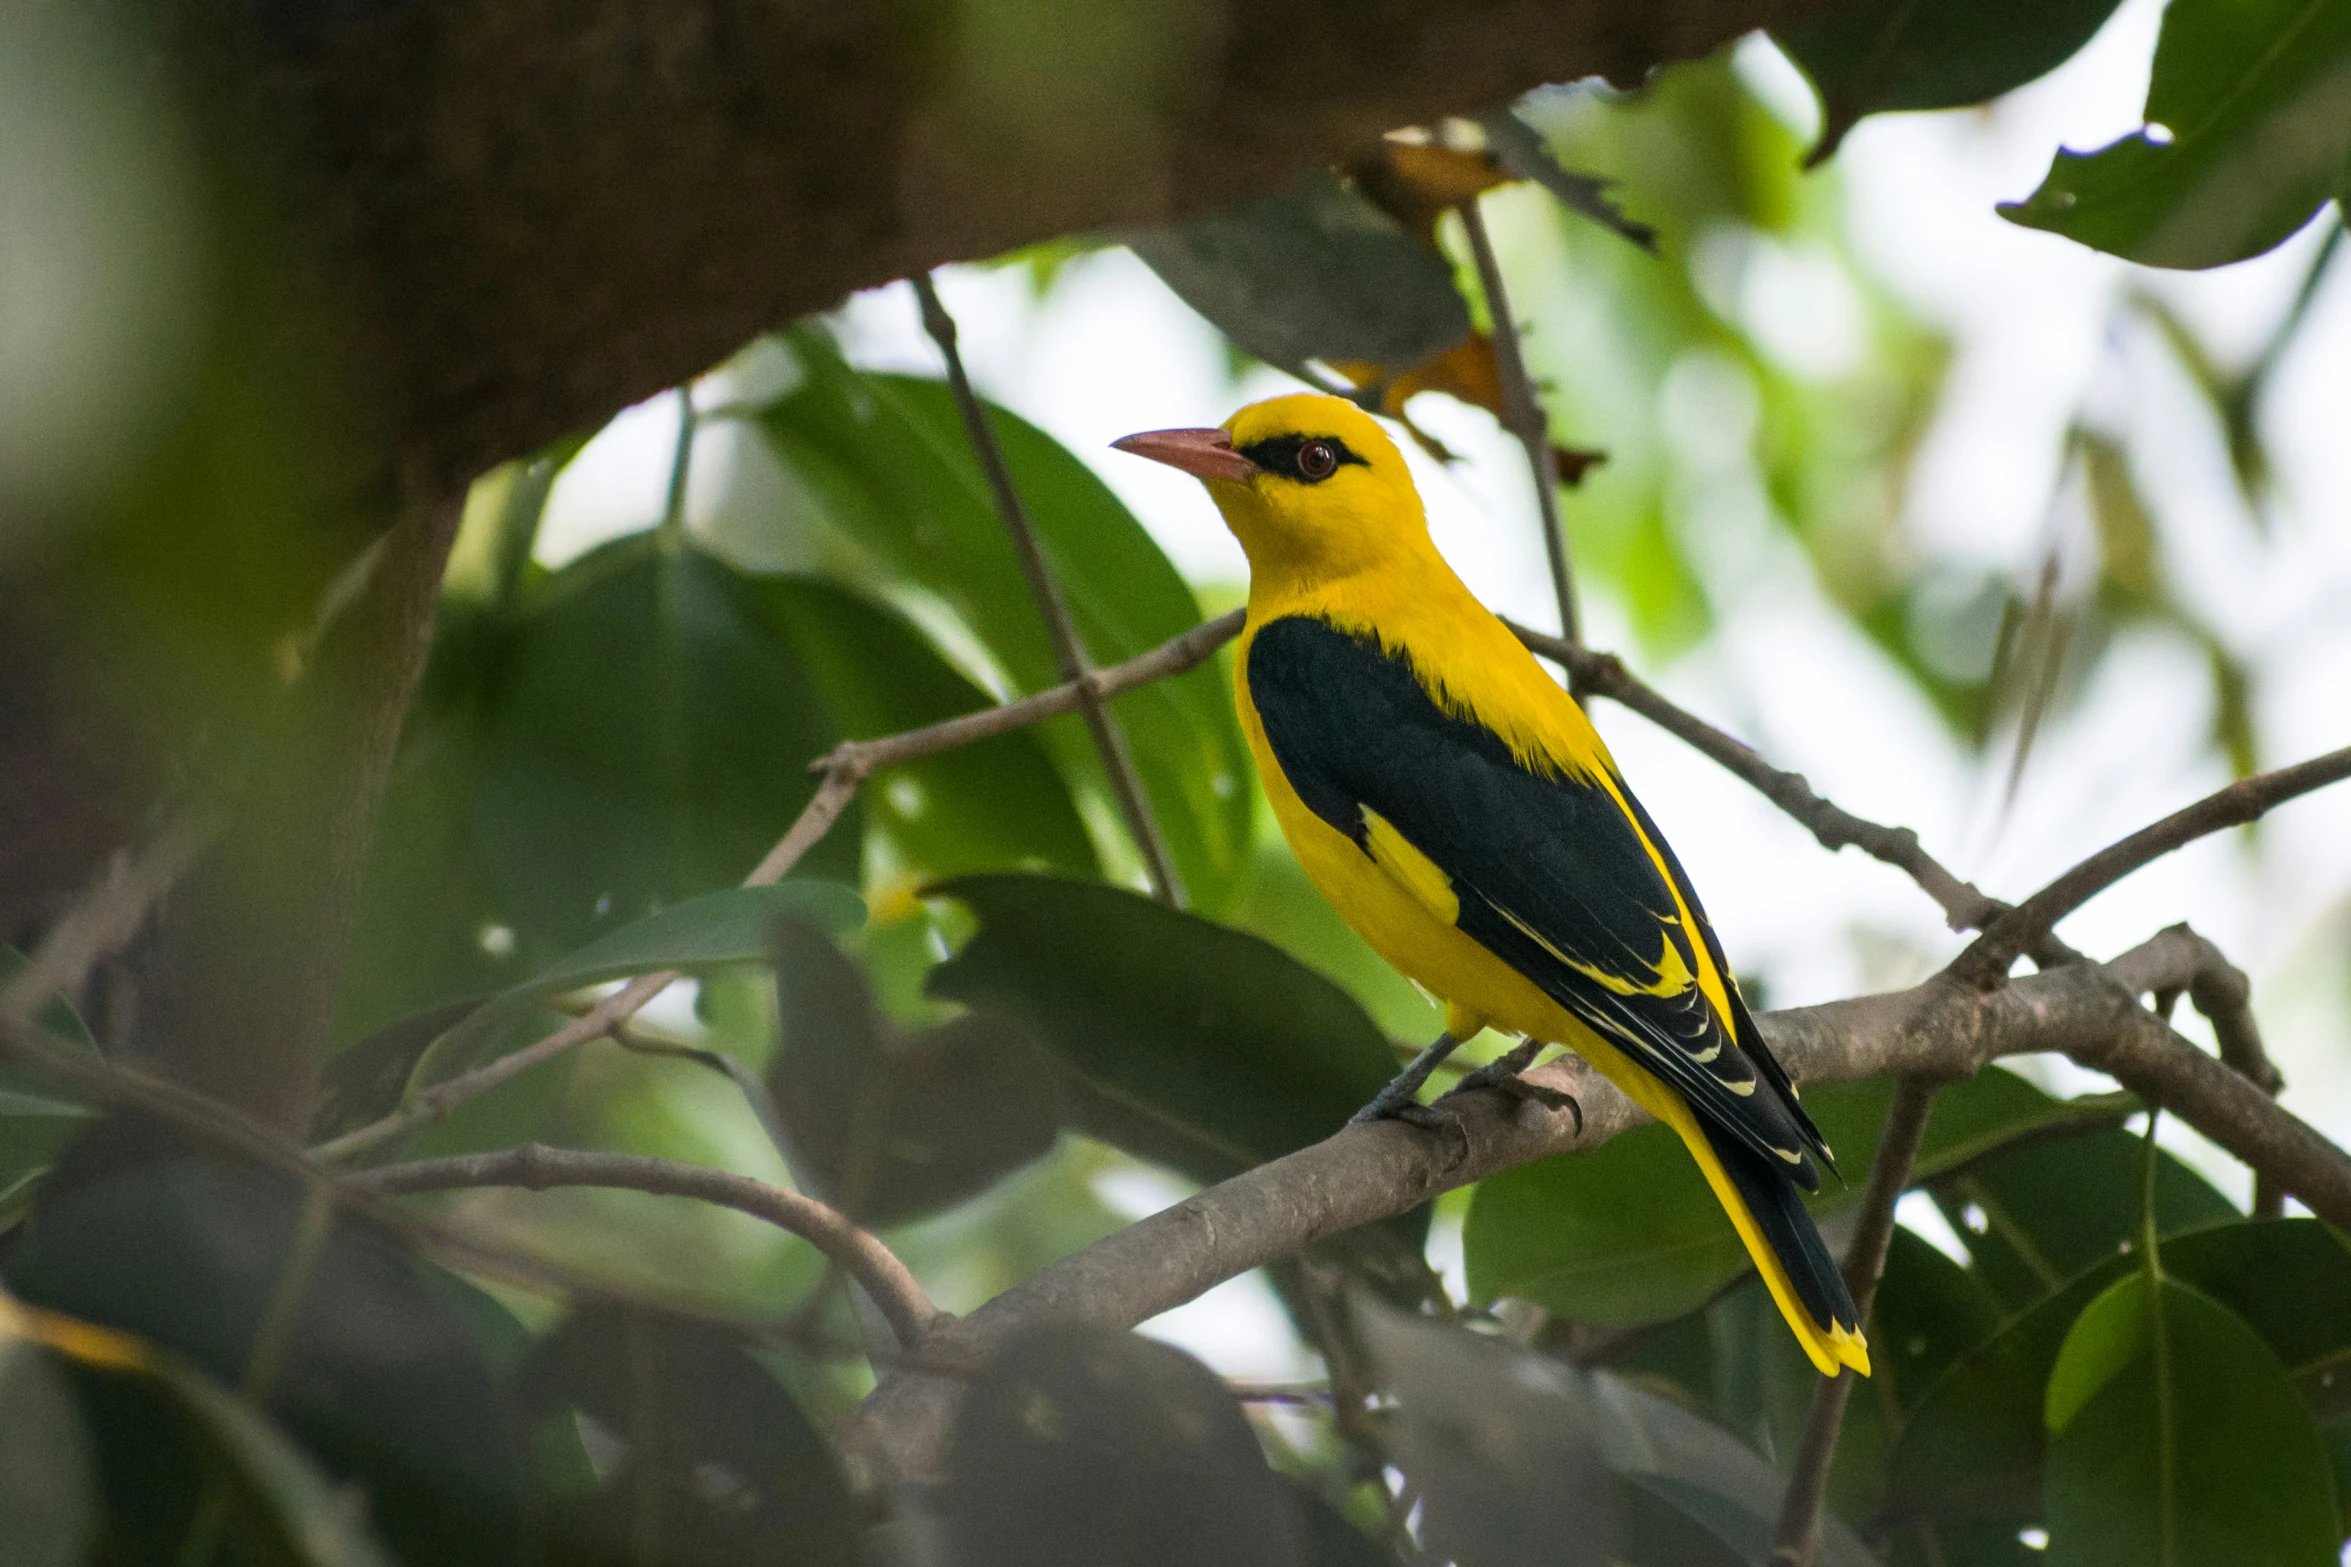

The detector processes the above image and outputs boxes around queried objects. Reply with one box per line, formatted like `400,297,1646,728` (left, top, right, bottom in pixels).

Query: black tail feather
1701,1116,1861,1337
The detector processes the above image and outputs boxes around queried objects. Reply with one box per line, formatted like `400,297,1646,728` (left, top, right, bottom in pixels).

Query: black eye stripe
1235,434,1370,484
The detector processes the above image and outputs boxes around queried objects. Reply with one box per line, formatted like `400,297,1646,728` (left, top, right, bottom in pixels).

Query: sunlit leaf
2044,1272,2338,1565
2000,0,2351,267
945,1322,1302,1567
1777,0,2126,164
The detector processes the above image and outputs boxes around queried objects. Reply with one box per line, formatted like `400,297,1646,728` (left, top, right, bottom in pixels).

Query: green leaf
2044,1273,2339,1565
517,1303,860,1567
1464,1067,2125,1326
1777,0,2127,163
1128,174,1474,373
753,575,1098,885
944,1322,1304,1567
4,1155,525,1567
0,1333,94,1567
1890,1218,2351,1525
923,874,1399,1184
1356,1301,1618,1567
338,532,870,1041
768,918,1059,1226
1930,1126,2234,1311
1999,0,2351,267
753,335,1252,910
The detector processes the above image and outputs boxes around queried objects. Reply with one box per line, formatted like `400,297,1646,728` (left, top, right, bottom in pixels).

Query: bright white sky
541,0,2351,1378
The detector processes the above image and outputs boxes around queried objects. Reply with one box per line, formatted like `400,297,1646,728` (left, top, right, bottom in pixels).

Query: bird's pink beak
1110,427,1261,483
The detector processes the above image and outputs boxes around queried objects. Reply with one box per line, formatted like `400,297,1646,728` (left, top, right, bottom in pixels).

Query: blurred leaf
4,1154,524,1567
1890,1218,2351,1525
768,918,1059,1226
755,336,1251,910
1777,0,2126,164
440,430,587,609
2079,431,2161,612
518,1303,859,1567
0,1329,94,1567
2000,0,2351,267
339,532,869,1041
944,1322,1302,1567
1129,174,1472,373
413,880,863,1091
1872,1228,2004,1420
1483,106,1658,249
755,575,1098,885
2203,634,2259,779
1282,1477,1401,1567
0,952,99,1203
309,997,489,1144
1465,1068,2127,1326
1929,1126,2234,1311
1356,1301,1618,1567
923,874,1400,1185
2043,1272,2338,1565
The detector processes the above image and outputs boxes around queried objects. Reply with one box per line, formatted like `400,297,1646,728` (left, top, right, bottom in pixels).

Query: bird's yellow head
1113,394,1431,590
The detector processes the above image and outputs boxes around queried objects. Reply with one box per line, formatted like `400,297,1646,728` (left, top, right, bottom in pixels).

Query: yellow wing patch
1492,903,1695,1001
1361,808,1459,924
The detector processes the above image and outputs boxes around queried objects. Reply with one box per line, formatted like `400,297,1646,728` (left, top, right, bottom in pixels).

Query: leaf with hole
945,1322,1303,1567
1999,0,2351,267
768,917,1059,1226
2044,1271,2339,1565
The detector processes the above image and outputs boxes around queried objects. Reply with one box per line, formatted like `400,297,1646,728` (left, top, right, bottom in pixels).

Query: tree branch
1954,744,2351,985
837,925,2351,1492
1770,1075,1939,1567
310,611,1245,1162
346,1144,944,1351
911,272,1185,904
1508,621,2075,961
1459,199,1580,647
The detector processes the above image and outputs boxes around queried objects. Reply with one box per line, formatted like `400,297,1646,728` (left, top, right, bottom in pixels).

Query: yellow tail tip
1827,1321,1872,1378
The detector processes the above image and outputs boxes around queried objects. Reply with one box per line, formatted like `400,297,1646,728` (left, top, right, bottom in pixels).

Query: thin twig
310,614,1245,1163
1955,743,2351,985
346,1143,944,1350
1459,197,1579,648
911,271,1186,906
1769,1075,1940,1567
1507,621,2076,962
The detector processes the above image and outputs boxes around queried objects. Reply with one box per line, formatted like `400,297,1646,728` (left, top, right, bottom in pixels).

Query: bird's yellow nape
1113,393,1431,588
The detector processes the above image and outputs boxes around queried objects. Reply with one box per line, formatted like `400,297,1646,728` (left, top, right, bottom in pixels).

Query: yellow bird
1114,394,1869,1379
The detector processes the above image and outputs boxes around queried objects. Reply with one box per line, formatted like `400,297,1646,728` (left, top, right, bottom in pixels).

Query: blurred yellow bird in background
1114,394,1869,1378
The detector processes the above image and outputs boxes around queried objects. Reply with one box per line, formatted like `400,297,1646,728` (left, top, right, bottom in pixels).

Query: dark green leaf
753,336,1251,910
1778,0,2126,164
517,1303,860,1567
1356,1302,1617,1567
1930,1126,2234,1310
768,918,1059,1226
1872,1228,2004,1420
2044,1273,2339,1565
1482,105,1658,250
1282,1477,1400,1567
753,576,1099,885
0,952,101,1203
1128,175,1473,372
4,1155,525,1567
0,1334,94,1567
1465,1067,2126,1326
1999,0,2351,267
309,997,488,1143
944,1322,1302,1567
923,874,1398,1184
1889,1218,2350,1525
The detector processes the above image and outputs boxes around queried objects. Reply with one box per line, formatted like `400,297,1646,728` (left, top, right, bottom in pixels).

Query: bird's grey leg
1442,1039,1582,1133
1351,1031,1461,1126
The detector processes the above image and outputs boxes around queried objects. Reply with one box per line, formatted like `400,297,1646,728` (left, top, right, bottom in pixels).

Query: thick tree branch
346,1144,943,1351
838,925,2351,1491
912,272,1185,904
1954,743,2351,984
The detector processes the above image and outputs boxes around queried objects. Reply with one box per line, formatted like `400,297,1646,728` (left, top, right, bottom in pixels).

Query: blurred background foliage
3,0,2350,1562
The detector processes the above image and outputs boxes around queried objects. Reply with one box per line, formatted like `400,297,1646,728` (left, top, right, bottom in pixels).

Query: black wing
1248,615,1828,1186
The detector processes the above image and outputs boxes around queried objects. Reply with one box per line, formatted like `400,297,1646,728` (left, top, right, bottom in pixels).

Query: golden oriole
1113,393,1869,1378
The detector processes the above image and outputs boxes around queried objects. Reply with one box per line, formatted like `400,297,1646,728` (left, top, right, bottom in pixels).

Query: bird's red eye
1297,440,1338,480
